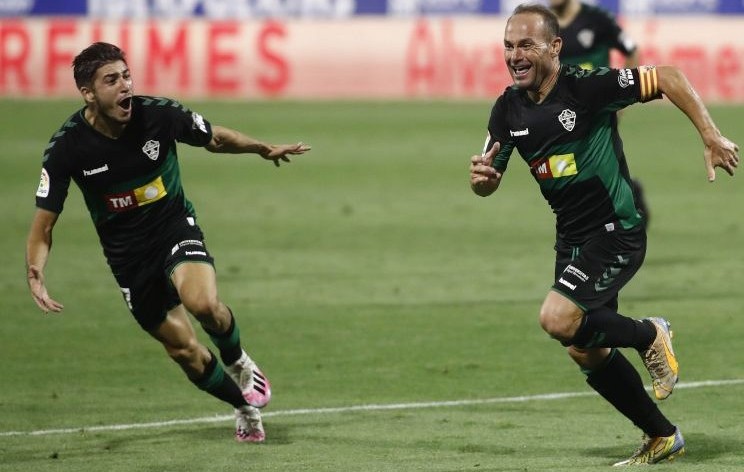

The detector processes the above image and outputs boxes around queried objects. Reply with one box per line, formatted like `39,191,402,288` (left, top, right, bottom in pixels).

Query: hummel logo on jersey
142,140,160,160
83,164,109,176
558,109,576,131
618,68,635,88
509,128,529,137
558,278,577,291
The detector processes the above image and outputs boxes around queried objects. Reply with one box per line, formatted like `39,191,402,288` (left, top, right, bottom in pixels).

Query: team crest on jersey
142,140,160,160
577,29,595,49
558,109,576,131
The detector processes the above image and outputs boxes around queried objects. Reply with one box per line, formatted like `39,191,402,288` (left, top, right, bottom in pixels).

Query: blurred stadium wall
1,0,743,101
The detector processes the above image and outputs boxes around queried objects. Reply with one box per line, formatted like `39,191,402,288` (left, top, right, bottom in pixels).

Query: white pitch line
2,378,743,438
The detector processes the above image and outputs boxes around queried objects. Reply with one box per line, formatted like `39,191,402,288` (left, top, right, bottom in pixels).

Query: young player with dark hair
26,42,311,443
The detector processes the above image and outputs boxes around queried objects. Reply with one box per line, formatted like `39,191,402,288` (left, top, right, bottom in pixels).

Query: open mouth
118,96,132,111
512,64,531,79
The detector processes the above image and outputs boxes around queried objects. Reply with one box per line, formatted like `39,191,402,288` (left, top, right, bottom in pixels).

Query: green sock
193,352,246,409
206,309,243,366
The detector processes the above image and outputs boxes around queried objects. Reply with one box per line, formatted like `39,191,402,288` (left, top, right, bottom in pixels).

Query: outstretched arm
26,208,64,313
205,125,311,167
656,65,739,182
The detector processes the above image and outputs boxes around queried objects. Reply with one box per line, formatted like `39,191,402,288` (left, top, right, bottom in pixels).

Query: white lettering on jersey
558,278,577,291
108,195,134,209
565,264,589,282
83,164,109,176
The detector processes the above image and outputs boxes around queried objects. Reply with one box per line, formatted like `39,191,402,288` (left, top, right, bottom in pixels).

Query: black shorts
552,223,646,312
111,217,215,331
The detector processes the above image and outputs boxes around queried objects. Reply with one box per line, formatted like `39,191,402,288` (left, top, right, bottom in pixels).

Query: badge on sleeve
36,168,50,198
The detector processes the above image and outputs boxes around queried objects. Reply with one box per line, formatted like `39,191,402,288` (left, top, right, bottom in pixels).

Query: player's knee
539,306,578,343
183,296,220,322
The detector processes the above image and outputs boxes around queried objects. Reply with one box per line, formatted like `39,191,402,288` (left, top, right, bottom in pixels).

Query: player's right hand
470,141,502,196
27,265,64,314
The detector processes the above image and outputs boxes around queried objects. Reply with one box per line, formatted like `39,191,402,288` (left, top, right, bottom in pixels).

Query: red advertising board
1,17,743,101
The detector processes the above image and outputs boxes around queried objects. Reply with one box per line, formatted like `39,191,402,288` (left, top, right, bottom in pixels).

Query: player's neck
528,64,561,104
84,106,126,139
553,0,581,27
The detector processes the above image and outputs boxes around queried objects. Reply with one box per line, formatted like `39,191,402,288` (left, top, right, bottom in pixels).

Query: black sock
192,351,247,409
571,307,656,350
586,349,675,437
204,308,243,366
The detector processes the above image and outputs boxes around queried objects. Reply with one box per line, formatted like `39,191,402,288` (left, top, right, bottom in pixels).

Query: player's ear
79,85,95,104
550,37,562,58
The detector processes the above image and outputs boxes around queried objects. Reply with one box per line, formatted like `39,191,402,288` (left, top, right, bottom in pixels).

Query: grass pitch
1,99,743,471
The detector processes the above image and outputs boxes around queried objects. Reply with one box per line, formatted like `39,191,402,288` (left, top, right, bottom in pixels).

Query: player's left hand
705,135,739,182
263,142,311,167
27,265,64,314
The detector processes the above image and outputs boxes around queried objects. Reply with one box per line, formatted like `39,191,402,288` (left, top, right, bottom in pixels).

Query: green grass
1,99,743,471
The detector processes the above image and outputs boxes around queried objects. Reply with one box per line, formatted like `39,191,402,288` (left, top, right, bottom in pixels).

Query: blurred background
1,0,743,101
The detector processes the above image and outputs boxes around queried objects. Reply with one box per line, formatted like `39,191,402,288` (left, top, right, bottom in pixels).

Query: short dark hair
512,3,560,40
72,42,127,89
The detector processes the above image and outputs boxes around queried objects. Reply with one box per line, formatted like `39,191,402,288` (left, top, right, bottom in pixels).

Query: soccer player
26,42,311,443
549,0,651,226
550,0,637,71
469,4,738,466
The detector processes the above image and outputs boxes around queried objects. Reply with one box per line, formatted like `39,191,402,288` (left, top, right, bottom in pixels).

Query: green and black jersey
35,96,213,267
486,65,660,244
559,3,636,70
